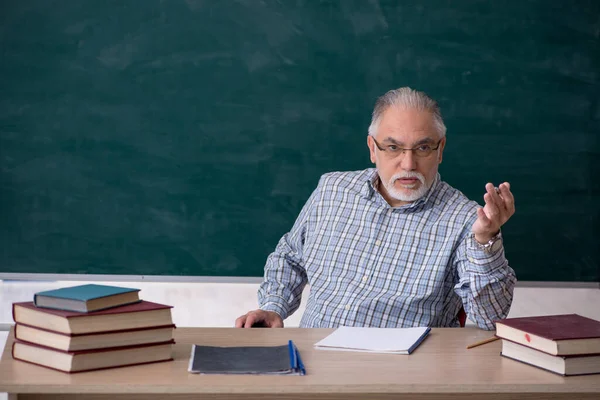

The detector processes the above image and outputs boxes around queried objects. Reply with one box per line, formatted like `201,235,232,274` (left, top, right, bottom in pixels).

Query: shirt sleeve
257,176,324,320
453,225,517,330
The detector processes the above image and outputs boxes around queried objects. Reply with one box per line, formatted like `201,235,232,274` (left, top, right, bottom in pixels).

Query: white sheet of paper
314,326,431,354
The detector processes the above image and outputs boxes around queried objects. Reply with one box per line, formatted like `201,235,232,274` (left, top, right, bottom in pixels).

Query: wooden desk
1,327,599,399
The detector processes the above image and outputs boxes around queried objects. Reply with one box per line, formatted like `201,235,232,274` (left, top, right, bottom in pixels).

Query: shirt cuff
465,233,506,273
259,300,288,320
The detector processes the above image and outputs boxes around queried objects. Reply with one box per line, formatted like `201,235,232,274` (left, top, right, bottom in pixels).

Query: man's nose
399,149,417,170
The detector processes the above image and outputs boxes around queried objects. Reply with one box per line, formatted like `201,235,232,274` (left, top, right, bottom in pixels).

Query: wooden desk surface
1,327,600,400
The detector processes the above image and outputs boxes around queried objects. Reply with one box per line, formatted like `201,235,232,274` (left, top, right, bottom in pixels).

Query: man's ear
367,135,376,164
437,137,446,164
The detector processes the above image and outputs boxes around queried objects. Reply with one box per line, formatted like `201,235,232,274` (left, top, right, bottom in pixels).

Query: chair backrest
457,307,467,328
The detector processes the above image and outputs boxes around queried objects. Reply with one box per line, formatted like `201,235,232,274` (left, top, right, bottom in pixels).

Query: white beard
382,171,431,202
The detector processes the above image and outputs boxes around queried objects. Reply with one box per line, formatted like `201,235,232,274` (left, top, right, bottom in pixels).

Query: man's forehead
378,108,438,137
380,134,437,145
377,122,439,144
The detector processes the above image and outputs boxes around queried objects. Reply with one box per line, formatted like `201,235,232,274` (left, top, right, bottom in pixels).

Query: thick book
501,339,600,376
12,339,174,373
13,301,173,335
495,314,600,356
34,284,141,312
314,326,431,354
188,340,305,375
15,323,175,351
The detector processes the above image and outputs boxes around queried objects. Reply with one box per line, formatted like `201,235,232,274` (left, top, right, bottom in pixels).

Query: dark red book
12,339,174,373
495,314,600,356
14,322,176,351
501,340,600,376
13,301,173,335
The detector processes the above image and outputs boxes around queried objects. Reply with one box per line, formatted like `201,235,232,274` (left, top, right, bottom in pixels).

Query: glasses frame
370,136,443,159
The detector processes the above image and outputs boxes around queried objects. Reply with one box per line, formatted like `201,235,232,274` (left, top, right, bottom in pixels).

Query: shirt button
468,257,475,262
375,240,381,246
345,304,350,311
362,276,368,282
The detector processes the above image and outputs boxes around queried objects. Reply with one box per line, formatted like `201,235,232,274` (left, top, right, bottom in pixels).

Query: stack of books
11,284,175,373
496,314,600,376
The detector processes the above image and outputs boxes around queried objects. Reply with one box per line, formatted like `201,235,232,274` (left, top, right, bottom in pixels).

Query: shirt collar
362,169,441,211
361,168,379,199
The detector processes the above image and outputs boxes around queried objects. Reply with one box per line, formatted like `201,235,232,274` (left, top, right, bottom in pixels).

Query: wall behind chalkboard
1,0,598,281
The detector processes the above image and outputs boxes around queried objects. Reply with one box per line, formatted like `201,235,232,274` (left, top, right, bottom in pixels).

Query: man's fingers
235,310,283,328
234,315,246,328
476,207,492,228
485,183,505,210
485,182,513,224
483,193,501,221
244,313,259,328
272,320,283,328
498,182,515,215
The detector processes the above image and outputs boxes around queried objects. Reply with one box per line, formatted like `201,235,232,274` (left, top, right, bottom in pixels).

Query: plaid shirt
259,169,516,330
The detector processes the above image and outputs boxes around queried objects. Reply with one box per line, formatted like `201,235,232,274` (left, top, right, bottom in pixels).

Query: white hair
367,87,447,138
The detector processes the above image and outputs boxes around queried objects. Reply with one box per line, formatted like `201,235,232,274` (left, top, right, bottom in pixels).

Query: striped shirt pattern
259,169,516,330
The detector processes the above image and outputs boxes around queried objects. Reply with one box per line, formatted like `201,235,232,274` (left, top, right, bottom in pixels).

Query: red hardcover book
501,339,600,376
12,339,175,373
495,314,600,355
13,301,173,335
14,322,176,351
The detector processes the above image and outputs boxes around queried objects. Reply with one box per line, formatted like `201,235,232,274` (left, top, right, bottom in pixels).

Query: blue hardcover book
34,284,141,313
188,340,306,375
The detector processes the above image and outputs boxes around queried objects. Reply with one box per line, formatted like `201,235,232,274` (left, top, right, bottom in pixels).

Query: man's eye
387,145,398,151
417,145,432,152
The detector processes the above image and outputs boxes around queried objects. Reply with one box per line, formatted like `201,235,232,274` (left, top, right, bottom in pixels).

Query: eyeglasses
371,137,442,159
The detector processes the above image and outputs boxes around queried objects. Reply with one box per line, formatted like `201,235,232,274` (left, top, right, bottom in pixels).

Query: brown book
495,314,600,355
12,339,174,373
15,323,176,351
501,339,600,376
13,301,173,335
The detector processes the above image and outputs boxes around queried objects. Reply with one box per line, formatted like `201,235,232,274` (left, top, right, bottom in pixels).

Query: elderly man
236,87,516,330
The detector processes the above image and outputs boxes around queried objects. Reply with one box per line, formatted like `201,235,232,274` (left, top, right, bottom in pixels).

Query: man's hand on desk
235,309,284,328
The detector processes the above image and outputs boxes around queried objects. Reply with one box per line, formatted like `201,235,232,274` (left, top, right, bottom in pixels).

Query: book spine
188,344,197,373
406,327,431,355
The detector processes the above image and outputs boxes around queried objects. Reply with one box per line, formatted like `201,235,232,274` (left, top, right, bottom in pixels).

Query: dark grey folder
188,341,305,375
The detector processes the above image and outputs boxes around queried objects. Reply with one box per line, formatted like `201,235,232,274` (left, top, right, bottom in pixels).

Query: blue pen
294,342,306,375
288,340,306,375
287,340,295,368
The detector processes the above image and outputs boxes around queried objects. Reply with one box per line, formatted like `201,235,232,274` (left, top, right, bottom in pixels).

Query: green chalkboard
1,1,598,281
